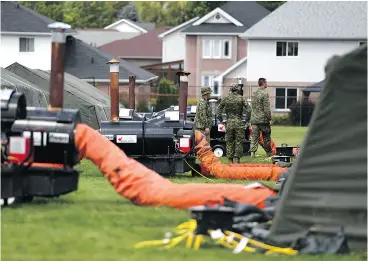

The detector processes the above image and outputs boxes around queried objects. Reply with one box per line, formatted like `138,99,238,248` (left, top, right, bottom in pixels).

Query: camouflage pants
198,129,210,144
250,124,272,155
225,126,245,159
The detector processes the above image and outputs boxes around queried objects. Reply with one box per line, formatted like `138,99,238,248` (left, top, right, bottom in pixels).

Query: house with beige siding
181,1,270,98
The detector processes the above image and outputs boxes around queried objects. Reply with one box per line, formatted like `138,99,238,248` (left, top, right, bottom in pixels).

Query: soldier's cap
201,86,212,95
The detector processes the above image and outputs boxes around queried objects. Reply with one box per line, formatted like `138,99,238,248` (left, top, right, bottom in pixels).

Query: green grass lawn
1,126,361,261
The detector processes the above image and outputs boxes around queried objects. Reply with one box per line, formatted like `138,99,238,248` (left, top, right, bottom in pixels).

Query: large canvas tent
268,45,367,250
5,63,120,129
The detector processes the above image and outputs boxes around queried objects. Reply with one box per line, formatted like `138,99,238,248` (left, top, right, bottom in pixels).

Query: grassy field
1,126,361,261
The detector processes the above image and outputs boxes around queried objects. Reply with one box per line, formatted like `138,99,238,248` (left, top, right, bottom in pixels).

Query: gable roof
215,57,247,82
0,1,74,35
74,29,140,47
158,17,199,38
182,1,270,35
241,1,368,40
99,27,171,58
132,21,156,32
64,36,158,83
104,19,155,33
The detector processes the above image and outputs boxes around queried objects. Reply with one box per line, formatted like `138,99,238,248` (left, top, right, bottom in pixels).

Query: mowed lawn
1,126,360,261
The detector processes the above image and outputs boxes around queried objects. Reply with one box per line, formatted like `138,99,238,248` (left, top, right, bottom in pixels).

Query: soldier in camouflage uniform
217,84,251,164
194,87,212,143
250,78,273,158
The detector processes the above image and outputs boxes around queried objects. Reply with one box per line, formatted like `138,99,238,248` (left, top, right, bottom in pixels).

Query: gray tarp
5,63,121,129
268,45,367,250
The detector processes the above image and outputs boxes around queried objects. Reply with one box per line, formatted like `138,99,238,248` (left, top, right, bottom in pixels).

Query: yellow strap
184,159,213,181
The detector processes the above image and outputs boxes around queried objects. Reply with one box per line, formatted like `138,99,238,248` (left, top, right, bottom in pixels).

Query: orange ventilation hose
74,124,276,209
195,131,285,181
249,124,277,155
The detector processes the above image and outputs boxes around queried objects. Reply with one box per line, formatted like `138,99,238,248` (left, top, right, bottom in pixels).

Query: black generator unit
1,89,81,205
100,108,197,176
272,143,300,164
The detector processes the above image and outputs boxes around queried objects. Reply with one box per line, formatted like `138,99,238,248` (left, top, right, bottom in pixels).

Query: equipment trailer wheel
213,146,225,158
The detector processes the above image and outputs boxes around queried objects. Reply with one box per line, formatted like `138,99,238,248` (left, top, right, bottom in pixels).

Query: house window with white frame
202,74,220,96
275,87,298,111
19,37,35,52
276,41,298,57
202,39,231,59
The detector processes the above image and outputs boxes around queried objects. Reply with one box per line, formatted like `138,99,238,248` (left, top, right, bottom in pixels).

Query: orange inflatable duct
249,124,277,155
74,124,276,209
194,131,286,181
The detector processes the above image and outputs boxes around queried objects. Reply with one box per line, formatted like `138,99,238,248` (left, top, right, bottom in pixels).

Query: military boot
228,158,234,164
233,158,240,164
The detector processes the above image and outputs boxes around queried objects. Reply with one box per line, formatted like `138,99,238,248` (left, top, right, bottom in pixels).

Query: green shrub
155,78,178,111
288,100,315,126
136,99,149,112
187,97,198,106
272,115,291,125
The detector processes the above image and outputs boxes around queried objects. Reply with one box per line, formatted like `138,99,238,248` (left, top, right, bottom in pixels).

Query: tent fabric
1,68,48,108
302,80,325,93
268,45,367,251
5,63,120,129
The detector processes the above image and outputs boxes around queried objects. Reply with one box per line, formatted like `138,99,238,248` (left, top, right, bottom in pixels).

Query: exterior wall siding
0,34,51,70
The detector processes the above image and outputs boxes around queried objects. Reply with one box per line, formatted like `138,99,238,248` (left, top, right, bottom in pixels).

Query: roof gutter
82,75,158,84
1,31,78,36
181,32,241,36
239,35,367,40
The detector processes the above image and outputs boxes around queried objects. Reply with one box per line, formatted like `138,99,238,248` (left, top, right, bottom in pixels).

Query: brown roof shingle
99,27,171,58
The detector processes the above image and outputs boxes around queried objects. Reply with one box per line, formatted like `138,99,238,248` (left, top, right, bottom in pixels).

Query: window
275,87,298,110
276,41,298,57
19,37,35,52
359,41,367,46
202,39,231,59
223,40,230,58
213,40,221,58
202,74,220,96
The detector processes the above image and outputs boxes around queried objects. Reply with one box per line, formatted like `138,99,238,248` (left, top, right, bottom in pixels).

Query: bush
272,115,291,126
136,99,149,112
155,78,178,111
288,100,315,126
187,97,198,106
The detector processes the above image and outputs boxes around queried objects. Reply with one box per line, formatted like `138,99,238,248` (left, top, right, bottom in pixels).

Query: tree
18,1,128,28
154,78,178,111
257,1,286,11
117,2,140,22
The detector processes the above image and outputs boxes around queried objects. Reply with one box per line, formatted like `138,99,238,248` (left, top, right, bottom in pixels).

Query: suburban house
158,17,200,64
63,36,158,104
0,1,75,70
0,1,158,106
99,27,171,67
73,28,140,47
104,18,155,34
239,1,367,113
181,1,271,98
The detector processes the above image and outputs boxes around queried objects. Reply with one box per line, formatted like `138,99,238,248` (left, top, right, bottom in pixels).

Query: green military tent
268,45,367,251
4,63,121,129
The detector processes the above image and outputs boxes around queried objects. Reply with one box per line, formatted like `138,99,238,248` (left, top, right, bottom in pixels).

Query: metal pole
47,22,71,110
107,59,120,123
128,74,136,109
176,71,191,120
